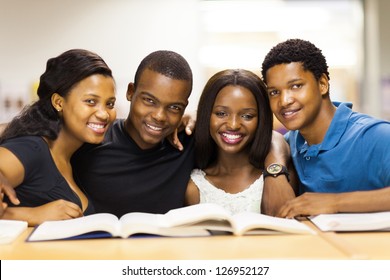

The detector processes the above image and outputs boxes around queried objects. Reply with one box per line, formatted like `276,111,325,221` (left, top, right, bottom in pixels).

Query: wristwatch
263,163,290,181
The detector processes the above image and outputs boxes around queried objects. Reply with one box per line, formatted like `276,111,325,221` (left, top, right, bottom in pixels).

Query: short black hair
134,50,193,93
195,69,273,169
261,39,330,83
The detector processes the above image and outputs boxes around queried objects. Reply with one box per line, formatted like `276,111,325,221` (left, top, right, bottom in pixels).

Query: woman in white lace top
185,69,274,215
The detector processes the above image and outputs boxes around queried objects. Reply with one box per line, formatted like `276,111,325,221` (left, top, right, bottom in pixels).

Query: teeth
283,109,299,116
146,124,162,131
88,123,105,129
222,133,241,140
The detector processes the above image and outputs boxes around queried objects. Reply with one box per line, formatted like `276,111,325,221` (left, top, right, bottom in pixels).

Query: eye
143,97,155,105
107,100,116,109
85,99,96,105
242,114,255,120
215,111,227,118
291,83,303,90
169,104,184,113
268,90,279,97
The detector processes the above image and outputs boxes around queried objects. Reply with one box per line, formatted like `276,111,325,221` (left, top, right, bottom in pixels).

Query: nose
280,90,294,106
151,107,167,122
226,115,240,130
95,107,110,121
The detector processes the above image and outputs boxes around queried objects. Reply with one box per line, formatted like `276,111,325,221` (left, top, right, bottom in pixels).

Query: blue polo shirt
286,102,390,194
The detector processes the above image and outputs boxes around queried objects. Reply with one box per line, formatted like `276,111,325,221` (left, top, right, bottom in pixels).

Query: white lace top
190,169,263,215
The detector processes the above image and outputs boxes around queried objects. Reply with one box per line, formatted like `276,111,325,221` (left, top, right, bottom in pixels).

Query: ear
319,73,329,96
51,93,64,112
126,83,135,101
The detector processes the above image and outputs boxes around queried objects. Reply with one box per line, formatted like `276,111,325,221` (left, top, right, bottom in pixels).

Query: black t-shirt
72,119,195,217
1,136,94,215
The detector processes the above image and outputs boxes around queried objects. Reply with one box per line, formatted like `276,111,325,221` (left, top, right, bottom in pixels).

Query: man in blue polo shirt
261,38,390,218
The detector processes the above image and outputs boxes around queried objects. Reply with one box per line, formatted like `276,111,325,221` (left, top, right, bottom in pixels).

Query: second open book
27,203,315,241
309,211,390,232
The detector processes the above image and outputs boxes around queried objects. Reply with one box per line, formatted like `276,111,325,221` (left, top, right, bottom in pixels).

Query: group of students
0,39,389,226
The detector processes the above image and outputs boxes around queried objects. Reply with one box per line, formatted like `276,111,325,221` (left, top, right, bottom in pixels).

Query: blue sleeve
367,122,390,185
284,131,291,144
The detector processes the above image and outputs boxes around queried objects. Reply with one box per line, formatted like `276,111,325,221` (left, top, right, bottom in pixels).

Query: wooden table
1,226,349,260
3,223,390,280
322,231,390,260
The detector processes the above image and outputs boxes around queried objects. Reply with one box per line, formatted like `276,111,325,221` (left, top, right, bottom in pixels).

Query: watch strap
263,164,290,182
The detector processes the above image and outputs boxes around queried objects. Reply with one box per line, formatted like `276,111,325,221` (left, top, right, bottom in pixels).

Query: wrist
263,163,290,182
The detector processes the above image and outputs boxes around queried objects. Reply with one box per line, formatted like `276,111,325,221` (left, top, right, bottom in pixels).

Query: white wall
0,0,204,120
377,0,390,119
362,0,390,119
1,0,388,122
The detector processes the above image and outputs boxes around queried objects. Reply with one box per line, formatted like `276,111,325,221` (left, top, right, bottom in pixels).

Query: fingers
0,184,20,205
181,110,196,135
171,128,184,151
277,198,304,218
185,119,195,135
61,200,83,218
277,205,292,218
43,200,83,221
277,195,321,218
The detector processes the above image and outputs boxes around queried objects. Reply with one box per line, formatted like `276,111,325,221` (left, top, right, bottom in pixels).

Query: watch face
267,163,282,174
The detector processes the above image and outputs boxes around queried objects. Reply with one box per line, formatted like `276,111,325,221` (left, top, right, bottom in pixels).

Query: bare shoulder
185,178,200,205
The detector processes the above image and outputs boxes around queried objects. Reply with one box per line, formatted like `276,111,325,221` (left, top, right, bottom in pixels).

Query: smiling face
57,74,116,145
265,62,329,136
126,69,191,150
210,85,258,155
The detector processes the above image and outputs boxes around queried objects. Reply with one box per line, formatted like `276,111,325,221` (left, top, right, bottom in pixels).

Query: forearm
2,207,37,226
262,176,296,216
262,131,297,216
336,186,390,213
264,131,289,166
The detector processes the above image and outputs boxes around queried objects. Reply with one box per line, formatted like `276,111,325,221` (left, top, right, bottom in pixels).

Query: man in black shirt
72,50,195,217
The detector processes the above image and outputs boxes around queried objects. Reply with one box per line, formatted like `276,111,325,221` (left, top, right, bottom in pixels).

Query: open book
27,203,314,241
309,211,390,232
0,220,28,244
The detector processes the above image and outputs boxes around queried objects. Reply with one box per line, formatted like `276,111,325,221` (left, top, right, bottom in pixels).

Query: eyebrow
83,93,101,98
213,105,257,111
140,91,187,107
83,93,116,100
267,78,303,89
287,78,303,85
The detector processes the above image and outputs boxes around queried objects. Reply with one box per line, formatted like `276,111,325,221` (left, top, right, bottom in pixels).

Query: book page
119,212,165,237
161,203,232,227
0,220,28,244
230,212,315,235
120,223,211,238
27,213,119,241
186,220,235,233
309,211,390,232
119,211,213,237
